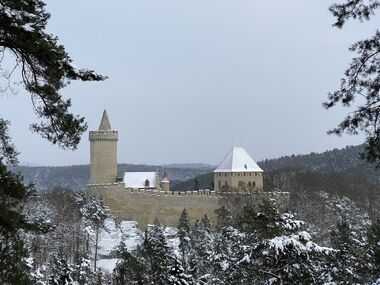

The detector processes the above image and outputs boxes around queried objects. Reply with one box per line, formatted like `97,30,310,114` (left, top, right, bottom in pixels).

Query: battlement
86,183,290,227
89,130,118,141
87,183,218,198
87,183,289,199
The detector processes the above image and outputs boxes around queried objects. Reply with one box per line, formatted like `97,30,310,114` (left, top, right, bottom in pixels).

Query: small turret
161,172,170,193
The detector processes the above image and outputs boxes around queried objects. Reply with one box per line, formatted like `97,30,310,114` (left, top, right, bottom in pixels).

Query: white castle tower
89,110,118,184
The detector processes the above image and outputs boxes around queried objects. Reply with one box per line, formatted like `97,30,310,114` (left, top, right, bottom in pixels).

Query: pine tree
201,214,211,231
193,178,200,191
189,215,213,281
211,226,247,285
329,219,370,284
1,1,104,283
250,199,286,240
215,205,233,231
323,0,380,166
113,243,148,285
0,158,48,284
177,209,191,272
230,202,333,284
81,197,109,272
168,258,194,285
74,257,99,285
142,218,175,285
368,218,380,278
0,1,106,149
48,254,75,285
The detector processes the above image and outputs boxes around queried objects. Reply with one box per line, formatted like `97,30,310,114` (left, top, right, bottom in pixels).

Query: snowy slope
95,219,180,273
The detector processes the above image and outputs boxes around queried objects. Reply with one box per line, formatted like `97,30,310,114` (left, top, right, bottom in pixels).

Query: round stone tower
89,110,118,184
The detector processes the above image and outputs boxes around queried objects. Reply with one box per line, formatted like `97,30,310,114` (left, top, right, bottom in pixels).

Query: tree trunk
94,227,99,272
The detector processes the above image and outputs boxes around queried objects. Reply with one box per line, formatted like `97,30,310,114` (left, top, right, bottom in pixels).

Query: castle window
253,181,256,187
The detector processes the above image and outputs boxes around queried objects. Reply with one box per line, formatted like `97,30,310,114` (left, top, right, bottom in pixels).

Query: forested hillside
10,163,213,192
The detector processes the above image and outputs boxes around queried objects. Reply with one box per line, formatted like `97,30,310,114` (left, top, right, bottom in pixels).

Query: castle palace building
87,111,289,227
214,146,264,192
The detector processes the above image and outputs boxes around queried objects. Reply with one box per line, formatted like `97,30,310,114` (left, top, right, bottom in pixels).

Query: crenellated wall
87,183,290,228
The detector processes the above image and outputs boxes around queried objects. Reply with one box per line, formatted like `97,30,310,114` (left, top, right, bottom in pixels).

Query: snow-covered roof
123,172,157,189
214,147,263,173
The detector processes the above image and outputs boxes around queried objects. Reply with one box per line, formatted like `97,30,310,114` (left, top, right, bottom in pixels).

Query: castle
87,111,289,227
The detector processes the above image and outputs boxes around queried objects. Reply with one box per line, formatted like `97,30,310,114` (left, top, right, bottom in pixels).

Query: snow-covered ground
94,219,142,273
97,258,119,274
94,219,179,273
98,219,142,256
164,226,180,256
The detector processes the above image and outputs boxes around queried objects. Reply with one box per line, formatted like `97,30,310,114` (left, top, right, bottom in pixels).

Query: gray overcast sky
1,0,378,166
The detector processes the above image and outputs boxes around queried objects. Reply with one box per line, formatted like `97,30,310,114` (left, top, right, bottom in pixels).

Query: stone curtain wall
87,184,290,228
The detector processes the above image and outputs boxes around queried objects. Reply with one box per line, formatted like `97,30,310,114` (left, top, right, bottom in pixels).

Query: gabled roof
214,147,263,173
98,110,112,131
123,172,157,189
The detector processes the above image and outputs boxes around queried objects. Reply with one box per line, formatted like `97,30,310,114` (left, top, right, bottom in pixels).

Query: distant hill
9,163,212,192
259,144,370,173
160,163,214,169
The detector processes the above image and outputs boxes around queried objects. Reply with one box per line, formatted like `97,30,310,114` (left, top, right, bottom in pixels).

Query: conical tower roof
214,147,263,173
98,110,112,130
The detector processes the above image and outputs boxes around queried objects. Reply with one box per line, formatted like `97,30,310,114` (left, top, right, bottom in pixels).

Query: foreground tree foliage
0,0,106,149
0,120,52,284
0,162,37,284
0,0,105,283
324,0,380,166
